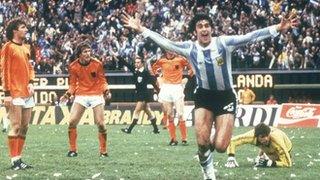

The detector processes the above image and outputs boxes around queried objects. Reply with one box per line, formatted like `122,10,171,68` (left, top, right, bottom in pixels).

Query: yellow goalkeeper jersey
227,127,292,167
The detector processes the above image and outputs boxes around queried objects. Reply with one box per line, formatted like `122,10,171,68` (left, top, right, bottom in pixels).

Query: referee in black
117,55,160,134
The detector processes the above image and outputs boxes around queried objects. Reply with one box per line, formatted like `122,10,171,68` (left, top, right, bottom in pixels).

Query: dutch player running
151,51,193,146
121,11,298,179
225,123,292,168
60,42,111,157
117,55,160,134
1,18,35,170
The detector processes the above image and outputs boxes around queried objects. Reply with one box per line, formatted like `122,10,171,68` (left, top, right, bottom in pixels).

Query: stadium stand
0,0,319,103
0,0,319,73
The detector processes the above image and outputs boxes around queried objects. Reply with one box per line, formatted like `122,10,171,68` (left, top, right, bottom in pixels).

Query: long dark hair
70,42,91,62
254,123,271,137
188,12,213,34
6,18,27,41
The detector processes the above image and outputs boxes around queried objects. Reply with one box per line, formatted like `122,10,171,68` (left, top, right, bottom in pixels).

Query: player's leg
67,102,86,157
7,105,23,170
211,90,236,153
144,102,159,133
15,107,33,169
213,114,234,153
2,107,10,132
163,101,177,145
157,85,167,129
160,103,168,129
93,104,108,157
195,108,215,180
175,97,187,144
122,101,143,133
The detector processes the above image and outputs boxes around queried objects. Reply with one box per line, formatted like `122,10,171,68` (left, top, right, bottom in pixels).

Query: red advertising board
278,103,320,128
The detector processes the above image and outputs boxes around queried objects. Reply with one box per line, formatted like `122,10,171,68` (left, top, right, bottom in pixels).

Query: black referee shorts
136,91,152,102
194,88,237,116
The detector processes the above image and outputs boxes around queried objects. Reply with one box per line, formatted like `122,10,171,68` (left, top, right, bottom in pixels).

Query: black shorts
194,88,237,116
136,91,152,102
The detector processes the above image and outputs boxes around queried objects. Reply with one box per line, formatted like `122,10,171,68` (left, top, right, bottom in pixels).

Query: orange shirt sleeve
1,44,12,92
152,59,162,75
67,62,78,95
180,56,194,77
97,61,109,92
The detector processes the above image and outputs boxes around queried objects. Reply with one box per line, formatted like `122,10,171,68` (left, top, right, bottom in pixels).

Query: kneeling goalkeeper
225,123,292,168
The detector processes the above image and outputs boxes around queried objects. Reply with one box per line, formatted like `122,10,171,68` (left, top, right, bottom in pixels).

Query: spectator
266,94,278,104
239,86,256,105
0,0,319,72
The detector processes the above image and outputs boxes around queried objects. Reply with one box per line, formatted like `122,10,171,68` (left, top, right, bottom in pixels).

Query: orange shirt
152,56,193,84
1,41,35,98
67,58,108,96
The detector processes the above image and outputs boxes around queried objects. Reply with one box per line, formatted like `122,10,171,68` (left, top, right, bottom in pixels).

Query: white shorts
73,95,105,108
158,83,184,103
12,97,35,108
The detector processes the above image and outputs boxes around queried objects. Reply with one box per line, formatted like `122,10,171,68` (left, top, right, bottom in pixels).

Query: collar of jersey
195,37,214,51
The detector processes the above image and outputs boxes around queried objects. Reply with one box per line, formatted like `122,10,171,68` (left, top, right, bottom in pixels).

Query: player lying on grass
225,123,292,168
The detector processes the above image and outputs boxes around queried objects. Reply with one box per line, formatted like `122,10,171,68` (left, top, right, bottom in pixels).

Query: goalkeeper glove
255,158,276,167
225,156,239,168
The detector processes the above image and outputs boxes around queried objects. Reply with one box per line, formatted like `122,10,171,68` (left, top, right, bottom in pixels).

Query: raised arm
221,26,279,51
121,12,191,57
221,12,299,51
115,56,135,73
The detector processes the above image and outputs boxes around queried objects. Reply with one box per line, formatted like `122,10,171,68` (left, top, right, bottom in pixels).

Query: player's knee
19,126,29,136
214,140,229,153
196,134,211,146
68,121,78,128
167,114,174,121
10,123,20,133
177,114,183,120
97,123,106,132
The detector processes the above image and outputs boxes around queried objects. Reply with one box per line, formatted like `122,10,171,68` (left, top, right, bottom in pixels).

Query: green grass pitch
0,125,319,179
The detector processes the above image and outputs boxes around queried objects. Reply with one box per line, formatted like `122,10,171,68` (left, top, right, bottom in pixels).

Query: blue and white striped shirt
142,25,279,91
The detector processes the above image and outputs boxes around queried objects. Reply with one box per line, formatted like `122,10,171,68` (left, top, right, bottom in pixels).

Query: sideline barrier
0,103,319,127
278,103,320,128
0,103,195,127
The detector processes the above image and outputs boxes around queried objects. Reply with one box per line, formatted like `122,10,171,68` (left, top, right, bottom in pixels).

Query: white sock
3,116,10,130
11,156,21,164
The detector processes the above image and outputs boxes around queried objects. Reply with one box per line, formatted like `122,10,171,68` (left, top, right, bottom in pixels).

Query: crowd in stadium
0,0,319,74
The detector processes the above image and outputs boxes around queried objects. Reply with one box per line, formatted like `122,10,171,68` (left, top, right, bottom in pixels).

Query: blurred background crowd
0,0,319,74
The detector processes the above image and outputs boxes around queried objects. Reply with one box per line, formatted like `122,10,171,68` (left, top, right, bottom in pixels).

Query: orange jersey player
152,51,193,146
60,42,111,158
152,52,193,84
1,18,35,170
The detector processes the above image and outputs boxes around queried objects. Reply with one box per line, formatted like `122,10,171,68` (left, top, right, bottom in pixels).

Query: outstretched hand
120,12,145,33
277,9,299,32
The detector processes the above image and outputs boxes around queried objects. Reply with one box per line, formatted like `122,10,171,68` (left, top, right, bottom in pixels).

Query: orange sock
179,120,187,141
68,128,77,152
162,113,168,127
98,132,107,154
168,118,176,141
8,136,19,158
17,136,26,156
